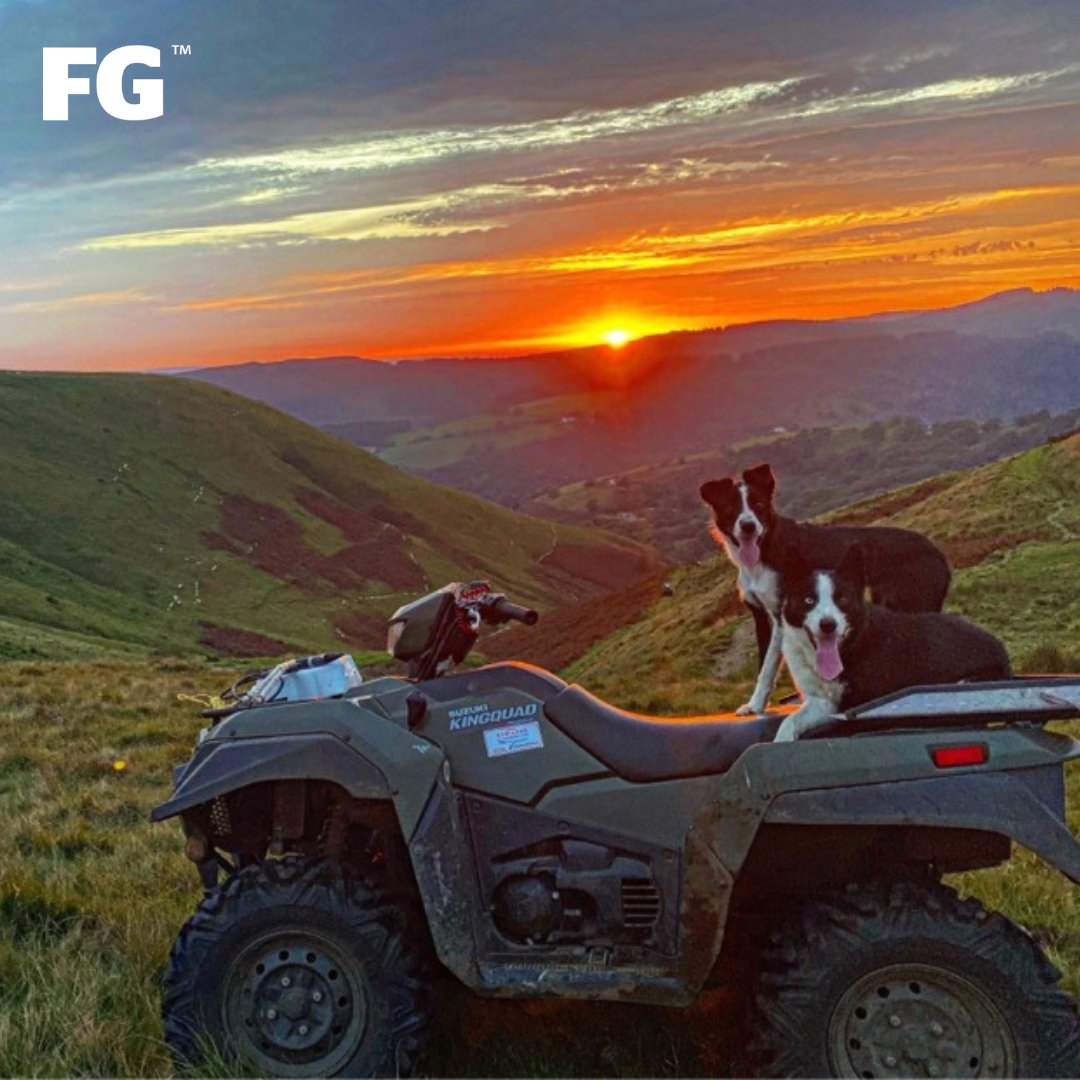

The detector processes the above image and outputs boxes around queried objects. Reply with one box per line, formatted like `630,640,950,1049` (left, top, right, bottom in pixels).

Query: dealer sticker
483,720,544,758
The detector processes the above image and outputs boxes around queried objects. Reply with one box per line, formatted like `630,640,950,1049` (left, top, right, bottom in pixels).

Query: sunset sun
604,328,632,348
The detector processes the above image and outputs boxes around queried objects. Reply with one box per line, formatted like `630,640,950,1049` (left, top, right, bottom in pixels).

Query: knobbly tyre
153,581,1080,1077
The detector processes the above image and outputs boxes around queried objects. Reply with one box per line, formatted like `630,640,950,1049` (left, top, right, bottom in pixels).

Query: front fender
764,765,1080,884
151,733,391,823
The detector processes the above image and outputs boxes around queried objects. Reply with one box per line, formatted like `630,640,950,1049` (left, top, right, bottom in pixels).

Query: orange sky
2,2,1079,369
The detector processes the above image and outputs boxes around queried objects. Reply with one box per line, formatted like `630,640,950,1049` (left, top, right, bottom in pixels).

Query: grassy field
2,427,1079,1076
0,656,1076,1078
0,374,652,662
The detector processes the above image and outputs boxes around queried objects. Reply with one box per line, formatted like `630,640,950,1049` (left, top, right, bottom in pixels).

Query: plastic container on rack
247,653,363,704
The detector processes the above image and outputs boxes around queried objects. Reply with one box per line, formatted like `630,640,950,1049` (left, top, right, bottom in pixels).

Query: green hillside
0,374,654,661
560,431,1080,714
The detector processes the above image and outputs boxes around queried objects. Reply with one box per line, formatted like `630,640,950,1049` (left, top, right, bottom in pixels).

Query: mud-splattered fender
152,734,389,818
152,708,446,840
764,765,1080,884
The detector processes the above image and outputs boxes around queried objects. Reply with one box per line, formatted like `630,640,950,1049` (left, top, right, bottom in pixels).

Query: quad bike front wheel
751,879,1080,1078
163,856,431,1077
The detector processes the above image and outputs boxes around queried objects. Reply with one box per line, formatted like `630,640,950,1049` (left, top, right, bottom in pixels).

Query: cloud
0,278,60,294
881,45,957,74
78,194,504,250
30,61,1080,266
4,288,153,314
78,161,788,253
233,186,307,205
191,78,805,177
169,183,1077,314
777,68,1077,123
181,66,1076,186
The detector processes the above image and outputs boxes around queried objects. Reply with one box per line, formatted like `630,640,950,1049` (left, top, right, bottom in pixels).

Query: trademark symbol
172,44,192,56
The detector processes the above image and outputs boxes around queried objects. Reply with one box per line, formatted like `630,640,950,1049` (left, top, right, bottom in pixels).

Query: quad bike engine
489,840,662,946
491,873,563,943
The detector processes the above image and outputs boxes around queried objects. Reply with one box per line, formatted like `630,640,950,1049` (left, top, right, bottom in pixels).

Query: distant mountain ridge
872,286,1080,338
523,410,1080,564
184,288,1080,506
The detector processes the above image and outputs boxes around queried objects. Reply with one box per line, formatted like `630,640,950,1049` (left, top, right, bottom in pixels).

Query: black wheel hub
225,933,368,1076
828,963,1016,1078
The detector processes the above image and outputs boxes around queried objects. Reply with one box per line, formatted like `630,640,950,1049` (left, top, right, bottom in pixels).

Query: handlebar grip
493,598,539,625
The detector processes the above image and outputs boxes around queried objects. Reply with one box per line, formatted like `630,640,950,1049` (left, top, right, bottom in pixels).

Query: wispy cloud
339,185,1080,281
0,278,60,295
183,66,1076,186
78,160,788,252
5,288,153,314
233,186,307,205
172,184,1078,313
779,68,1077,122
78,195,503,251
192,79,803,177
880,45,957,74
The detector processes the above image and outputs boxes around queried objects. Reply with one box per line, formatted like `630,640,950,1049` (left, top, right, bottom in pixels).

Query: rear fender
764,765,1080,884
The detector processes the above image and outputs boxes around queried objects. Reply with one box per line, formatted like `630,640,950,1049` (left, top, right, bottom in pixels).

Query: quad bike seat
418,661,567,702
544,684,787,781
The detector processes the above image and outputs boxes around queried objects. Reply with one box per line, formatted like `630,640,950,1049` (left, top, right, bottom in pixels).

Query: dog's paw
773,718,797,741
735,702,759,716
774,702,833,742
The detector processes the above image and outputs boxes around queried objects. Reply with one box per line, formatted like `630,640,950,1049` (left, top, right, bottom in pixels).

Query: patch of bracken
332,611,387,649
203,492,425,593
203,494,322,586
294,487,383,537
198,622,296,658
539,542,652,592
482,573,666,672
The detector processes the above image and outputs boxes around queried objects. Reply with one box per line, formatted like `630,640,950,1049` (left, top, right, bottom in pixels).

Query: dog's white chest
738,562,780,614
781,621,845,709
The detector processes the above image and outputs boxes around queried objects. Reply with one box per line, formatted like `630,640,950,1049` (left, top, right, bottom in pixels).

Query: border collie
775,543,1010,740
700,463,950,715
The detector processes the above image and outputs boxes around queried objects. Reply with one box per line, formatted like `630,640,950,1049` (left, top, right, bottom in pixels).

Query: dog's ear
743,462,776,496
699,478,735,508
837,543,867,594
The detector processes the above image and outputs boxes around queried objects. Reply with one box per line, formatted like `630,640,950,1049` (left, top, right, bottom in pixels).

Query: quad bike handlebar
489,597,539,626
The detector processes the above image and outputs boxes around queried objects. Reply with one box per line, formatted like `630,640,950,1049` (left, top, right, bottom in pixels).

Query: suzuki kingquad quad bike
153,582,1080,1077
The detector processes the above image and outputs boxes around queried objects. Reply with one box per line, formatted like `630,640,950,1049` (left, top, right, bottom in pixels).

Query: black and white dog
774,543,1011,740
700,463,951,715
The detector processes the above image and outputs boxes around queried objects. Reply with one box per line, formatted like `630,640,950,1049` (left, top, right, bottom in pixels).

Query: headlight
386,619,406,657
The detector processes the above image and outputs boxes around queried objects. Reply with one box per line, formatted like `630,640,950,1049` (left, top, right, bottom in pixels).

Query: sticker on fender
484,720,544,757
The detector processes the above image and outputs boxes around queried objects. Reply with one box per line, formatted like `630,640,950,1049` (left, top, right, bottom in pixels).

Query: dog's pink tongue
738,537,761,567
815,636,844,681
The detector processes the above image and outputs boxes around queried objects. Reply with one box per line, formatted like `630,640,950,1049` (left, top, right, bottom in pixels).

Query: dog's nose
819,617,837,636
739,520,756,536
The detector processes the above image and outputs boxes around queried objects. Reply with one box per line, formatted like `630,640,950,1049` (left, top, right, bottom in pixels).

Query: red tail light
931,744,989,768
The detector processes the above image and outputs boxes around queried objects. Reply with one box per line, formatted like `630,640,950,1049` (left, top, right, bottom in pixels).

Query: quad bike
153,581,1080,1077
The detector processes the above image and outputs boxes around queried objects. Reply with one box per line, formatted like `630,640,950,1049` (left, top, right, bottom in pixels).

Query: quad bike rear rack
807,676,1080,738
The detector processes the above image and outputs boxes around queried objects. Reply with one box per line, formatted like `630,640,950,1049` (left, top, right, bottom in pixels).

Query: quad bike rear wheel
750,879,1080,1078
163,856,431,1077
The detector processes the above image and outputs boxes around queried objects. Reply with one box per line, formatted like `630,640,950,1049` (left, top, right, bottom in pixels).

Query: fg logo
42,46,163,121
